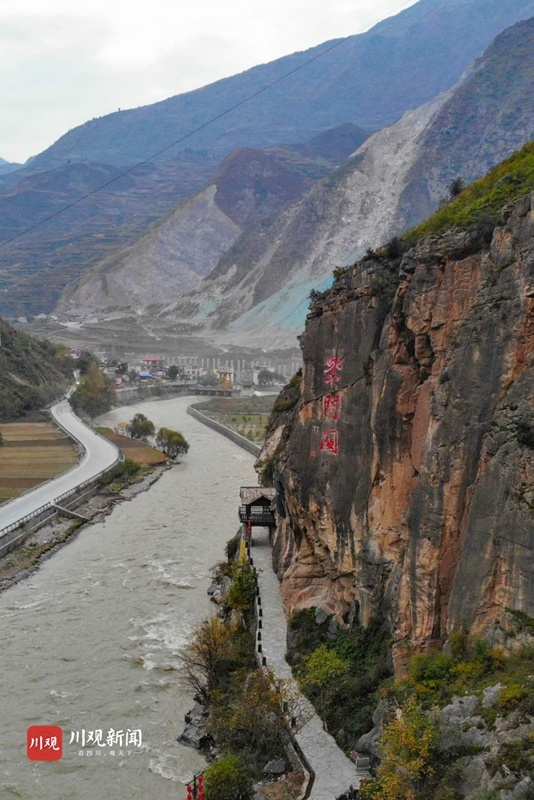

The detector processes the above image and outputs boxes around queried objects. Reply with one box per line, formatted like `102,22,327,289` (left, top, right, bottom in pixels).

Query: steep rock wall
260,193,534,674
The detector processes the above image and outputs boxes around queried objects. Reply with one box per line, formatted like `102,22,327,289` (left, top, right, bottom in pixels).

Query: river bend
0,397,255,799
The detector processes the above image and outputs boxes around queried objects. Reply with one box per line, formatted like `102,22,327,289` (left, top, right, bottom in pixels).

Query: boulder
263,759,286,775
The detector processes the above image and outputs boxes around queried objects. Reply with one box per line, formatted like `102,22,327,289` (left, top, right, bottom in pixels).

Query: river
0,397,256,799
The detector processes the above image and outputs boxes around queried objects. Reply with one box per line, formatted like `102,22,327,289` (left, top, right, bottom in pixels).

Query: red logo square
27,725,63,761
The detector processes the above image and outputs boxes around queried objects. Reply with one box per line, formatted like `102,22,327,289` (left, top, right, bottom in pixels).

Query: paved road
0,400,119,532
251,527,359,799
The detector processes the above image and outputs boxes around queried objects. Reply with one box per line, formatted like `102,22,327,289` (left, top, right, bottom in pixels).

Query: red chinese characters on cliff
323,393,340,421
317,355,344,456
324,356,344,386
320,429,339,455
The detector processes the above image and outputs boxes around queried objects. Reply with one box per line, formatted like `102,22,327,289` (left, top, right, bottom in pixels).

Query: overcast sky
0,0,418,163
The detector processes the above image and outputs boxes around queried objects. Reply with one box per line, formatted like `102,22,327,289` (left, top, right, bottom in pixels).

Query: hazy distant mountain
0,157,21,175
0,0,533,318
147,16,534,348
24,0,534,171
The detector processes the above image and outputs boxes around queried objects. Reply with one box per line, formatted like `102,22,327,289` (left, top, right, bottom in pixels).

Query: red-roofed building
141,355,164,369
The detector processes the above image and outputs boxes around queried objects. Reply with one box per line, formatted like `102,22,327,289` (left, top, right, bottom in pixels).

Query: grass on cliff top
408,140,534,240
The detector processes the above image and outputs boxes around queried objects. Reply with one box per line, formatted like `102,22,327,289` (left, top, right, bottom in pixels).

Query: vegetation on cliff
408,140,534,240
362,631,534,800
0,317,75,421
287,608,392,751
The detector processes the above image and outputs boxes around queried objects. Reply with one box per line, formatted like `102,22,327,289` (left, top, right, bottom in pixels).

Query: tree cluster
155,427,189,459
70,362,115,418
127,413,155,442
124,414,190,459
256,368,285,386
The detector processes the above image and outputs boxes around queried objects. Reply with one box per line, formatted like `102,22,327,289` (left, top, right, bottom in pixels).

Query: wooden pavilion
238,486,276,529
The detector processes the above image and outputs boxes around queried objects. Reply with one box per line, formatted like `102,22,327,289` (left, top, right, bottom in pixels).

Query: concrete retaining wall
114,384,236,408
114,385,191,406
187,404,261,457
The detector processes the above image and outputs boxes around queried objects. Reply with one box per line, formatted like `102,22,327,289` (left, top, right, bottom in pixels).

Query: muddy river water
0,397,256,799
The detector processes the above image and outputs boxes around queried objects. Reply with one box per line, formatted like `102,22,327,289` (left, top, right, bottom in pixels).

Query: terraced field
0,422,78,503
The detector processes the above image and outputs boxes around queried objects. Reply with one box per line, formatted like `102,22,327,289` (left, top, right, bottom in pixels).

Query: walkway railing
241,529,316,800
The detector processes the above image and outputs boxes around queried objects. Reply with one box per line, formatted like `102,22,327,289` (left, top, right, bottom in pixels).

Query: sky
0,0,418,164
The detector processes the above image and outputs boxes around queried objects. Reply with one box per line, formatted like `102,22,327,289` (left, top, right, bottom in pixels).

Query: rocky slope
155,16,534,349
258,185,534,674
56,148,315,314
56,128,372,316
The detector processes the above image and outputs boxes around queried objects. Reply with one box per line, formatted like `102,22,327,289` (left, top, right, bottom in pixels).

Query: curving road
0,399,120,532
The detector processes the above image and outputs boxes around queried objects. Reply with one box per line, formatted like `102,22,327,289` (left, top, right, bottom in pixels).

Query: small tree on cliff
362,696,440,800
156,427,189,459
127,413,155,442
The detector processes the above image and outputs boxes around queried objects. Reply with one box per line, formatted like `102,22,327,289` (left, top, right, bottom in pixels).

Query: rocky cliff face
259,193,534,674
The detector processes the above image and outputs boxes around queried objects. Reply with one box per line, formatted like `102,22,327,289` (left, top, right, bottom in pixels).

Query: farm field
97,428,167,466
194,395,275,443
0,422,78,503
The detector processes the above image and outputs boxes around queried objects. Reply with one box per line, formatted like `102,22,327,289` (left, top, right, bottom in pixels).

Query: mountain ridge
1,0,533,318
143,15,534,349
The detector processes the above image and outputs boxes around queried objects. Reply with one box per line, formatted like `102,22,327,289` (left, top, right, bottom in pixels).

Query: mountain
56,147,318,314
1,0,533,318
21,0,534,171
148,15,534,349
0,317,74,421
0,158,21,176
0,155,218,316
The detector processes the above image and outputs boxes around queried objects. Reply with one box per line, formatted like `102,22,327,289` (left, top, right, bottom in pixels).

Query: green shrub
224,561,257,616
362,696,441,800
208,669,288,768
291,612,393,750
98,458,140,486
300,645,350,692
486,736,534,780
272,396,299,412
508,609,534,634
225,535,240,563
204,753,253,800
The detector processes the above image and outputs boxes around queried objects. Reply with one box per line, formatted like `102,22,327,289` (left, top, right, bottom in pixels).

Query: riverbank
0,395,256,800
0,464,168,594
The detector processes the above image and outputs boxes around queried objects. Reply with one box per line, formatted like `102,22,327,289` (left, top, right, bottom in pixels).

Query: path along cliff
258,190,533,675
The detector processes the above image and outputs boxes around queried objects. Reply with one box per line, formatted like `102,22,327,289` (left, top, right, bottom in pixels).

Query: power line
0,34,352,249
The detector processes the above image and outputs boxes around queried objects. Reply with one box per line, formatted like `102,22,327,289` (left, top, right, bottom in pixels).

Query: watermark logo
27,725,63,761
27,726,142,760
70,728,142,757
